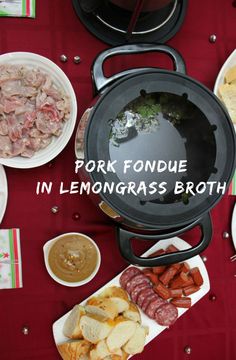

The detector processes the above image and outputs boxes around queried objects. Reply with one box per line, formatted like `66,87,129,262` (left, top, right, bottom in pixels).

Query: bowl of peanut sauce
43,233,101,286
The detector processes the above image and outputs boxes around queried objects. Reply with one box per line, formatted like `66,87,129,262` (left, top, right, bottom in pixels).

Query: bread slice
80,315,113,344
225,65,236,83
104,351,128,360
85,297,119,320
100,287,130,313
57,339,91,360
122,325,148,355
106,320,137,352
218,83,236,123
63,305,85,339
123,302,141,323
90,340,122,360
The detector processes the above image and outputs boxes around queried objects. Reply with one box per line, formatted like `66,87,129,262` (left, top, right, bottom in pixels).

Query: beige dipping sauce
48,234,98,282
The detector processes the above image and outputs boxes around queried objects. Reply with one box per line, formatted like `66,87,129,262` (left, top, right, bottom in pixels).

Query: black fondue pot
75,44,235,266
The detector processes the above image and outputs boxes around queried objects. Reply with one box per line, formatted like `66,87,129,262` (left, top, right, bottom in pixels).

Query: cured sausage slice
145,297,165,319
119,267,142,289
137,288,155,308
131,283,151,303
155,303,178,326
141,293,158,312
126,274,150,294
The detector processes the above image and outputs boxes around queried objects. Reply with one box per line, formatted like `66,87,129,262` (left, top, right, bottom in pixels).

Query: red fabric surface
0,0,236,359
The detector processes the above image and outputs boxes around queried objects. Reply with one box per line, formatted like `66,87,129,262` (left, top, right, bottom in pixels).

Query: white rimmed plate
0,52,77,168
231,202,236,253
0,165,7,223
213,48,236,131
52,237,210,354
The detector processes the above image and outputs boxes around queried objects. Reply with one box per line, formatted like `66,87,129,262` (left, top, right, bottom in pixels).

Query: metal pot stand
72,0,188,45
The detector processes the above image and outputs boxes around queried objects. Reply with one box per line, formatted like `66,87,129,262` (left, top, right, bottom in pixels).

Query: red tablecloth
0,1,236,359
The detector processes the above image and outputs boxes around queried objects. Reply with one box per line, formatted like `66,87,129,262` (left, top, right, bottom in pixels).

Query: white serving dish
0,165,8,223
213,48,236,131
43,232,101,287
0,52,77,168
231,202,236,254
52,237,210,354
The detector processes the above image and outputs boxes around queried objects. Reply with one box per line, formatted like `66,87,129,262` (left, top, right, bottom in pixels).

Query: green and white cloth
0,229,23,289
0,0,36,18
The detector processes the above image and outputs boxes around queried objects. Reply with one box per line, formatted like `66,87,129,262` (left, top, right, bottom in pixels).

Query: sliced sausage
190,267,203,286
137,288,155,308
179,262,190,274
169,271,189,289
119,267,142,289
143,271,159,285
148,248,165,258
169,288,183,298
153,282,171,300
155,303,178,326
166,244,179,253
183,285,200,296
171,297,191,308
130,282,151,303
159,264,180,286
141,293,158,313
145,297,165,319
126,274,150,294
152,265,166,275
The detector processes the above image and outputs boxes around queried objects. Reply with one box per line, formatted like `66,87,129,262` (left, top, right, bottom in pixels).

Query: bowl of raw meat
0,52,77,168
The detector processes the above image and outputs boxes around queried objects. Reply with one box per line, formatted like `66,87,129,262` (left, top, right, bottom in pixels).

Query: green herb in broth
110,94,161,146
109,93,197,146
160,93,195,124
126,94,161,117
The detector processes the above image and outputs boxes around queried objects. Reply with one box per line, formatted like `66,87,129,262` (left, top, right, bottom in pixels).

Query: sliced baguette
104,352,129,360
57,339,91,360
100,287,129,313
80,315,113,344
122,325,148,355
123,302,141,323
63,305,85,339
106,320,137,352
90,340,122,360
85,297,119,320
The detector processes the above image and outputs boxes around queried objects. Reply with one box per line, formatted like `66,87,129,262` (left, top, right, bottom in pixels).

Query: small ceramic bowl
43,232,101,287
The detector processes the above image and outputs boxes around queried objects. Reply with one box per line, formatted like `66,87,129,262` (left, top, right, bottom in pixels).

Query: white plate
0,165,8,223
52,237,210,353
0,52,77,168
213,48,236,131
231,202,236,253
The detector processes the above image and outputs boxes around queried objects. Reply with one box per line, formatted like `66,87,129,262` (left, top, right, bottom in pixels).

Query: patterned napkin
0,0,36,18
0,229,23,289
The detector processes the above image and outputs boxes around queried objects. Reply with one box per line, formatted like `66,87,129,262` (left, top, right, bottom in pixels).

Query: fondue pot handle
92,43,186,94
117,213,212,266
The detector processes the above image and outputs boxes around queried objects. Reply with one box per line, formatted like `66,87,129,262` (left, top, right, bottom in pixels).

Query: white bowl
43,232,101,287
0,165,8,223
213,48,236,95
213,48,236,132
0,52,77,168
